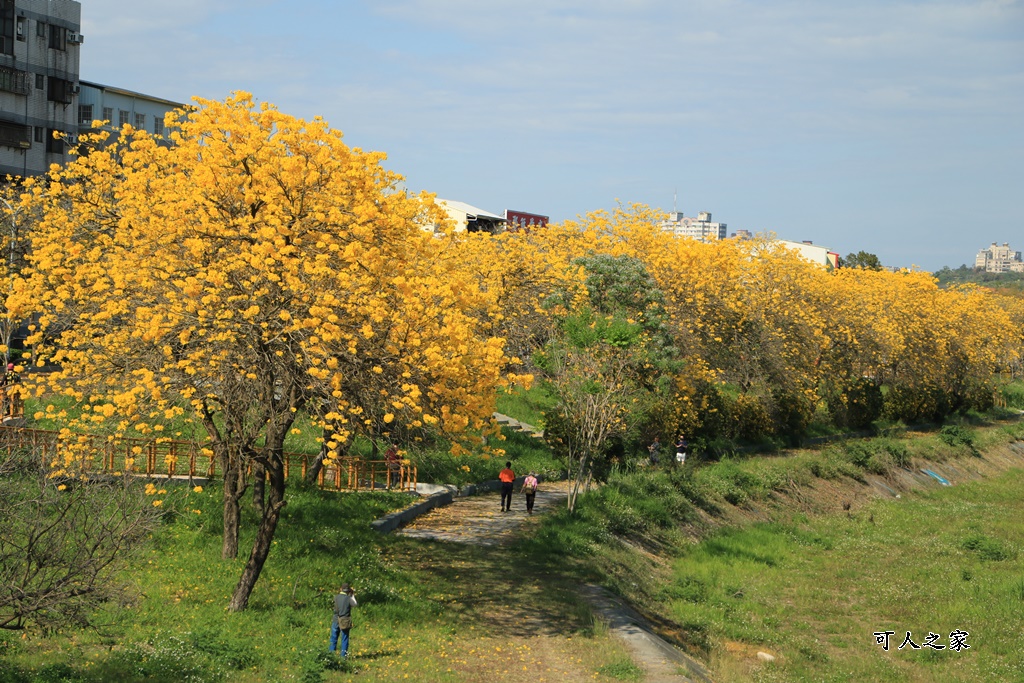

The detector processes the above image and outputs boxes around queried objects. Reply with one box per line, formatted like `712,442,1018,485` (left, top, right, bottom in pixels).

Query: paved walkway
397,480,714,681
398,481,569,546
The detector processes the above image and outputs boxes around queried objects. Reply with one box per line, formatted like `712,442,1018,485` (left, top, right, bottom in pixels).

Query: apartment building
78,80,184,140
975,243,1024,273
0,0,81,178
660,210,727,242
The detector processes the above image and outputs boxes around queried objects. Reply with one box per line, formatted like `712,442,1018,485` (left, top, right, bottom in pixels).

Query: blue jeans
329,621,350,657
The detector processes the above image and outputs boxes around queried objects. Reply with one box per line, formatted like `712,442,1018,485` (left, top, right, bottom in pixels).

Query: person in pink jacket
522,472,539,514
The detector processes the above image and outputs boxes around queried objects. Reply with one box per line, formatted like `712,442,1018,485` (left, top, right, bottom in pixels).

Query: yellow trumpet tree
460,204,1023,443
18,93,510,611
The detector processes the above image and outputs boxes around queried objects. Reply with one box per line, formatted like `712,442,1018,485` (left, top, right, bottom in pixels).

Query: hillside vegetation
520,415,1024,681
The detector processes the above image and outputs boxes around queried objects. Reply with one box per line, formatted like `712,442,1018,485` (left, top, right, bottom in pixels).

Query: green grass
495,384,557,428
5,393,1021,681
0,481,416,682
0,472,632,682
669,469,1024,681
999,380,1024,410
520,414,1024,681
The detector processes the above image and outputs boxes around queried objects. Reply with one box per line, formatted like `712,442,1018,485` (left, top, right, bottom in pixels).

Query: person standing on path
499,461,515,512
385,443,401,489
675,435,688,465
3,363,21,418
329,583,357,658
523,471,539,514
648,437,662,466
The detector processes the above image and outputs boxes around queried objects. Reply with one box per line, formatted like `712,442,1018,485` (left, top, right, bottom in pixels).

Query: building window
153,116,164,136
36,19,45,37
34,126,44,143
0,0,14,56
118,110,129,127
0,66,29,95
102,106,113,123
0,119,31,150
35,73,43,90
46,129,64,154
134,113,145,129
78,104,93,125
47,77,73,104
16,15,23,41
48,25,65,50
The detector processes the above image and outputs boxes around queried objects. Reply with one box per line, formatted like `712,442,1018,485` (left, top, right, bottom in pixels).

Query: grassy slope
686,471,1024,681
4,382,1023,681
519,416,1024,682
0,482,635,682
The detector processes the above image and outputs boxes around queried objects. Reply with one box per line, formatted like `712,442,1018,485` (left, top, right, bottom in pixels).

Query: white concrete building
777,239,840,269
660,210,727,242
0,0,81,177
433,199,506,234
77,80,184,140
975,242,1023,273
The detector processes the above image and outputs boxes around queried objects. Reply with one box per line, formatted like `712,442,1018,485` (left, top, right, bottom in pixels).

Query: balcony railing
0,66,30,96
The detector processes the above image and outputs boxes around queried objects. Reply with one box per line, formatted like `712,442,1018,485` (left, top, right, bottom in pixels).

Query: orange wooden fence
0,425,416,492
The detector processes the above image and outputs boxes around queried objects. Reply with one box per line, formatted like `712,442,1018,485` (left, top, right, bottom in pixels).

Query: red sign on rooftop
504,210,549,232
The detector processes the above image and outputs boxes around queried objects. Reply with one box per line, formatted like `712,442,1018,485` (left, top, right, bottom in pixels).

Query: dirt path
397,481,713,682
399,481,570,546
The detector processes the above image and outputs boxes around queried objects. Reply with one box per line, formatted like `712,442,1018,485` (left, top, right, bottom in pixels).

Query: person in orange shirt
499,461,515,512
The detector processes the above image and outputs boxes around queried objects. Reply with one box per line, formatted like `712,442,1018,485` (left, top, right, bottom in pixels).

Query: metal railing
0,425,416,493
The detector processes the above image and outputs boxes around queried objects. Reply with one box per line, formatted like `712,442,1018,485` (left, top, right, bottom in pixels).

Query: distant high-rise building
0,0,82,178
975,243,1024,273
660,210,727,242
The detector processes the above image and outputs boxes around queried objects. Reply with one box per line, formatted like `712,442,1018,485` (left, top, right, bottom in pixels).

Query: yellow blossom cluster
448,204,1024,434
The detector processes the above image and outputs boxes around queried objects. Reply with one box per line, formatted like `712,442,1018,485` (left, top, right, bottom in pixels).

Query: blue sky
81,0,1023,271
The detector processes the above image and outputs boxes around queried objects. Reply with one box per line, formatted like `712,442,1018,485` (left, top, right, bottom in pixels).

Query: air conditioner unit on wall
67,32,83,44
71,84,80,94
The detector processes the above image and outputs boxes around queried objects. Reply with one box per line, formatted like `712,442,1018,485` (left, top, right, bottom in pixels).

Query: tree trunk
229,451,286,612
305,439,328,484
252,461,265,511
568,454,589,512
221,453,245,560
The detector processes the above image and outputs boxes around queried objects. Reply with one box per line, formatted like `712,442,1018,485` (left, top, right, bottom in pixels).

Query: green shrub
597,658,645,681
881,439,910,467
939,424,976,449
961,534,1013,561
841,442,873,469
809,449,864,481
865,452,892,475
